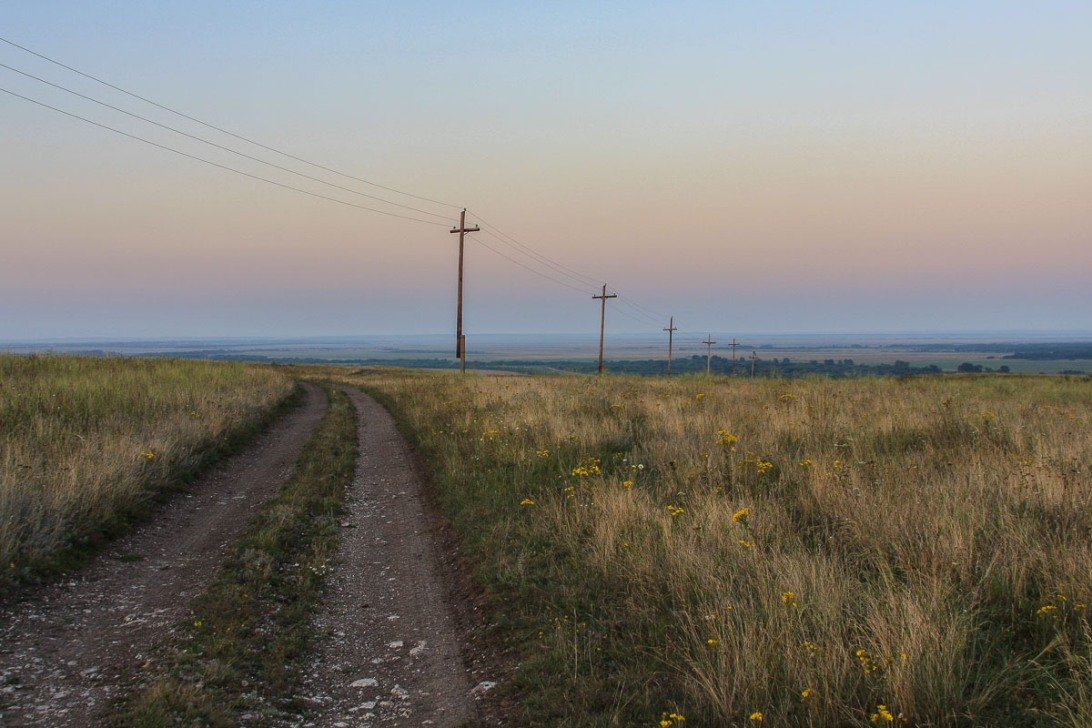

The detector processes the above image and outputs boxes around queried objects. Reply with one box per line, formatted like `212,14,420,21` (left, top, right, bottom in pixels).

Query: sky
1,1,1090,340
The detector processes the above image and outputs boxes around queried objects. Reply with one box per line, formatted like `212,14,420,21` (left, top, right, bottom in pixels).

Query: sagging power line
1,36,718,362
0,86,450,227
0,35,462,211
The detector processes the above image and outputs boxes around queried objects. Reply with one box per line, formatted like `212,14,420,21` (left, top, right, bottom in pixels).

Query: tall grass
343,369,1090,726
0,355,293,585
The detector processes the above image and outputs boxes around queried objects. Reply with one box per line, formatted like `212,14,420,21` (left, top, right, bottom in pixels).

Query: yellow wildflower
1036,604,1057,617
536,449,551,458
738,539,754,549
666,504,685,518
717,429,739,446
732,507,750,523
781,591,798,607
856,648,878,673
520,498,535,506
800,687,814,701
694,392,706,401
622,480,635,488
749,711,764,721
801,640,820,654
870,704,894,722
755,460,774,475
571,458,601,477
141,450,156,461
706,638,718,646
799,458,813,468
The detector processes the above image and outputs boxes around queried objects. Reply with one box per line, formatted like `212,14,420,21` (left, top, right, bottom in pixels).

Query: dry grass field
340,369,1090,726
0,355,293,585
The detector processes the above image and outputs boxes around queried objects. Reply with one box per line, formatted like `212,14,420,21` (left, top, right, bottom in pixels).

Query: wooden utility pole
750,351,757,377
702,335,716,375
730,338,738,375
663,316,678,374
449,209,479,373
593,284,617,375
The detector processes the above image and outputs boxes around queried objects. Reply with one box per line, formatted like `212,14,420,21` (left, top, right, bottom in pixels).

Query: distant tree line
125,349,1084,377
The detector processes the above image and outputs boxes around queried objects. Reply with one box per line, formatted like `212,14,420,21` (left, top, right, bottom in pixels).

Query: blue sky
1,2,1090,338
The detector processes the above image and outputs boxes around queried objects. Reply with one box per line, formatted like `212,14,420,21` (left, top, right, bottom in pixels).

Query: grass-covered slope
0,355,293,585
346,369,1090,727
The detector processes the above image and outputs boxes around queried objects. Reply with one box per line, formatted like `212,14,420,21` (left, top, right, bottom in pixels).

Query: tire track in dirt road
0,382,328,727
292,387,485,727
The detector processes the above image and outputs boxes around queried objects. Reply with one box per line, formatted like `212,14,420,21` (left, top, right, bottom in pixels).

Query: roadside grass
117,384,357,726
0,355,294,588
335,369,1090,727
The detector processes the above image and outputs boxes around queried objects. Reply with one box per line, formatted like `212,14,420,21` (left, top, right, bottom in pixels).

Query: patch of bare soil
0,382,327,727
290,388,498,727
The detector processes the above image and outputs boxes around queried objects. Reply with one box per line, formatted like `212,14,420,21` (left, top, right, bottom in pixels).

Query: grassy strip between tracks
114,384,358,727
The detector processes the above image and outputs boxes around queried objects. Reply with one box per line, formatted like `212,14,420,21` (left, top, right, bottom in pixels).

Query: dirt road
0,382,328,727
291,388,479,727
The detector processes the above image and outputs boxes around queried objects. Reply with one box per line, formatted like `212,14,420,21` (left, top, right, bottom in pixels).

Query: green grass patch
114,384,358,726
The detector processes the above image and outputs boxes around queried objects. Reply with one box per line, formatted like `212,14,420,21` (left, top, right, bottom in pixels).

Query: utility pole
663,316,678,375
449,209,479,374
593,284,617,375
702,335,716,375
751,351,757,377
730,338,739,375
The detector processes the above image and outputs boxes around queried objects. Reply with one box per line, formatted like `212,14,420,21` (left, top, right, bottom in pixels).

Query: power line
469,231,666,328
476,227,597,290
0,86,449,227
614,297,664,326
606,304,664,329
468,211,670,325
0,61,452,222
0,34,462,211
469,237,592,295
469,211,603,288
609,287,667,321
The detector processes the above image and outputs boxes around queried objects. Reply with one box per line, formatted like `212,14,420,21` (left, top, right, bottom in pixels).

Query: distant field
340,369,1090,726
6,335,1089,375
0,355,293,585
